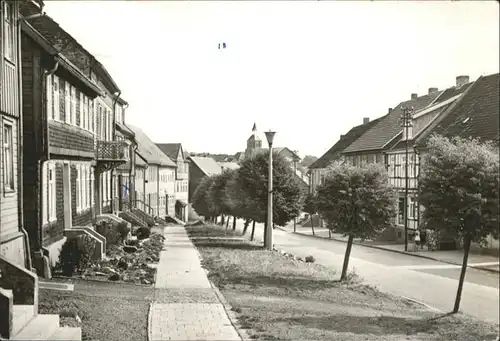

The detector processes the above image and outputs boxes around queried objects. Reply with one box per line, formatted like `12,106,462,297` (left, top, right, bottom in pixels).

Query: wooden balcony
96,140,129,172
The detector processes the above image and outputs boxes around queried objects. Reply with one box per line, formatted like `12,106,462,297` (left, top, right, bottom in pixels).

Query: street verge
187,224,499,341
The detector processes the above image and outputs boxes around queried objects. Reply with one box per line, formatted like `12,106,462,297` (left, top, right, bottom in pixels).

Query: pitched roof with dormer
415,73,500,148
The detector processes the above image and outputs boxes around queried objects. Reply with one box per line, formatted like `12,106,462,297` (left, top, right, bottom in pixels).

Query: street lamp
399,106,414,252
264,130,276,251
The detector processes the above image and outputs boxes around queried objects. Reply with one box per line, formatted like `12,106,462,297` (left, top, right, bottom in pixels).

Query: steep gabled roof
343,93,442,154
128,125,176,167
188,156,222,176
310,116,386,169
20,20,103,97
219,162,240,171
415,73,500,147
156,143,183,161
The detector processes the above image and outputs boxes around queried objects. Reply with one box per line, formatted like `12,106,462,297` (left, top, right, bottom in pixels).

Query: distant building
187,156,222,202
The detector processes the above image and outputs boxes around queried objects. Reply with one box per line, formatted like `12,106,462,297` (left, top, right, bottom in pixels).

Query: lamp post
399,106,414,252
264,130,276,251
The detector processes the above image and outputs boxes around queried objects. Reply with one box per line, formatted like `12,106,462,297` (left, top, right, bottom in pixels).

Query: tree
316,162,396,281
192,176,218,220
300,155,318,168
238,152,303,246
303,193,318,236
208,171,235,225
418,135,499,313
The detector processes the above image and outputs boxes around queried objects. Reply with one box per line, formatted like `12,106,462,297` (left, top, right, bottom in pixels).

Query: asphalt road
230,219,500,324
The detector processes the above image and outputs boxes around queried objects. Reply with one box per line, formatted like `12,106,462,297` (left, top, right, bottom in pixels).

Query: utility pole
400,106,414,252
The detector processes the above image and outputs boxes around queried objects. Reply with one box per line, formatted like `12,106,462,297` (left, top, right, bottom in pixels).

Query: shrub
116,221,131,243
58,235,96,276
136,226,151,240
95,220,121,249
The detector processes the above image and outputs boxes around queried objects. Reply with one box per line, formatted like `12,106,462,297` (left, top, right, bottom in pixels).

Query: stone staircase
0,257,81,340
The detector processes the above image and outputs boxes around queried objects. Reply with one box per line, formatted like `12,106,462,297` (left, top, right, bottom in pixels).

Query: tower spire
252,122,257,133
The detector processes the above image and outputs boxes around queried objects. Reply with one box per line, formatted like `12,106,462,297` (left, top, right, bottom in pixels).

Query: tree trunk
220,214,224,225
453,235,472,313
341,234,354,281
311,215,315,236
328,229,332,239
242,219,250,235
233,216,237,231
225,216,230,229
250,221,256,241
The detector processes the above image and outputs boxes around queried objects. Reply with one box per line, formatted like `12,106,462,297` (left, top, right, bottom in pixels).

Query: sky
44,1,499,158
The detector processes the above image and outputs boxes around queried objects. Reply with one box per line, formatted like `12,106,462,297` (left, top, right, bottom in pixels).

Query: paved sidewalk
283,225,499,273
150,225,241,341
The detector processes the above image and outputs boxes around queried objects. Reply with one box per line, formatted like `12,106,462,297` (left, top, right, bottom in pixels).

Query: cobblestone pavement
150,225,241,341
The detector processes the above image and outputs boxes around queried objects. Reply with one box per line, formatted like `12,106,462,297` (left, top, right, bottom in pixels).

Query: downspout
130,141,137,208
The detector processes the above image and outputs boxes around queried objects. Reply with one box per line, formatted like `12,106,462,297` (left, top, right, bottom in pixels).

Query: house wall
344,152,384,168
158,167,176,217
145,164,158,215
0,1,25,267
309,168,325,194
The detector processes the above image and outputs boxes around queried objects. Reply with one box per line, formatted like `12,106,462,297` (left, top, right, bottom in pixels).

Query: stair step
12,305,35,336
49,327,81,340
13,314,59,340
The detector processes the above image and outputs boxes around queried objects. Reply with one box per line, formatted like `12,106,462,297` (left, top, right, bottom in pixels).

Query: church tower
244,122,262,158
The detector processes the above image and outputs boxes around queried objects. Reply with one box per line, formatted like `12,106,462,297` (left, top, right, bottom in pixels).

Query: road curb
291,231,500,274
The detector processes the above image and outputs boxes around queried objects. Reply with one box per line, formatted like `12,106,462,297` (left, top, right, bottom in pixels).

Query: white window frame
76,164,81,212
48,162,57,222
53,75,60,121
46,74,52,120
42,162,48,223
3,1,14,61
3,121,14,192
90,168,95,207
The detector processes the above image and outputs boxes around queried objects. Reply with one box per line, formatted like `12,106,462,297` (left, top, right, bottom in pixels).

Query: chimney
456,75,469,87
388,108,393,113
411,93,418,100
363,117,370,124
428,87,438,94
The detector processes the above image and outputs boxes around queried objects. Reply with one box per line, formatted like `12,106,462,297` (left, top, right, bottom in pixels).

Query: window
64,81,70,123
53,75,60,121
46,74,52,119
3,123,14,191
48,162,57,222
90,168,95,207
82,166,87,209
42,163,47,223
71,86,77,125
80,93,84,129
398,198,405,225
76,165,82,212
409,197,418,219
3,1,14,60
